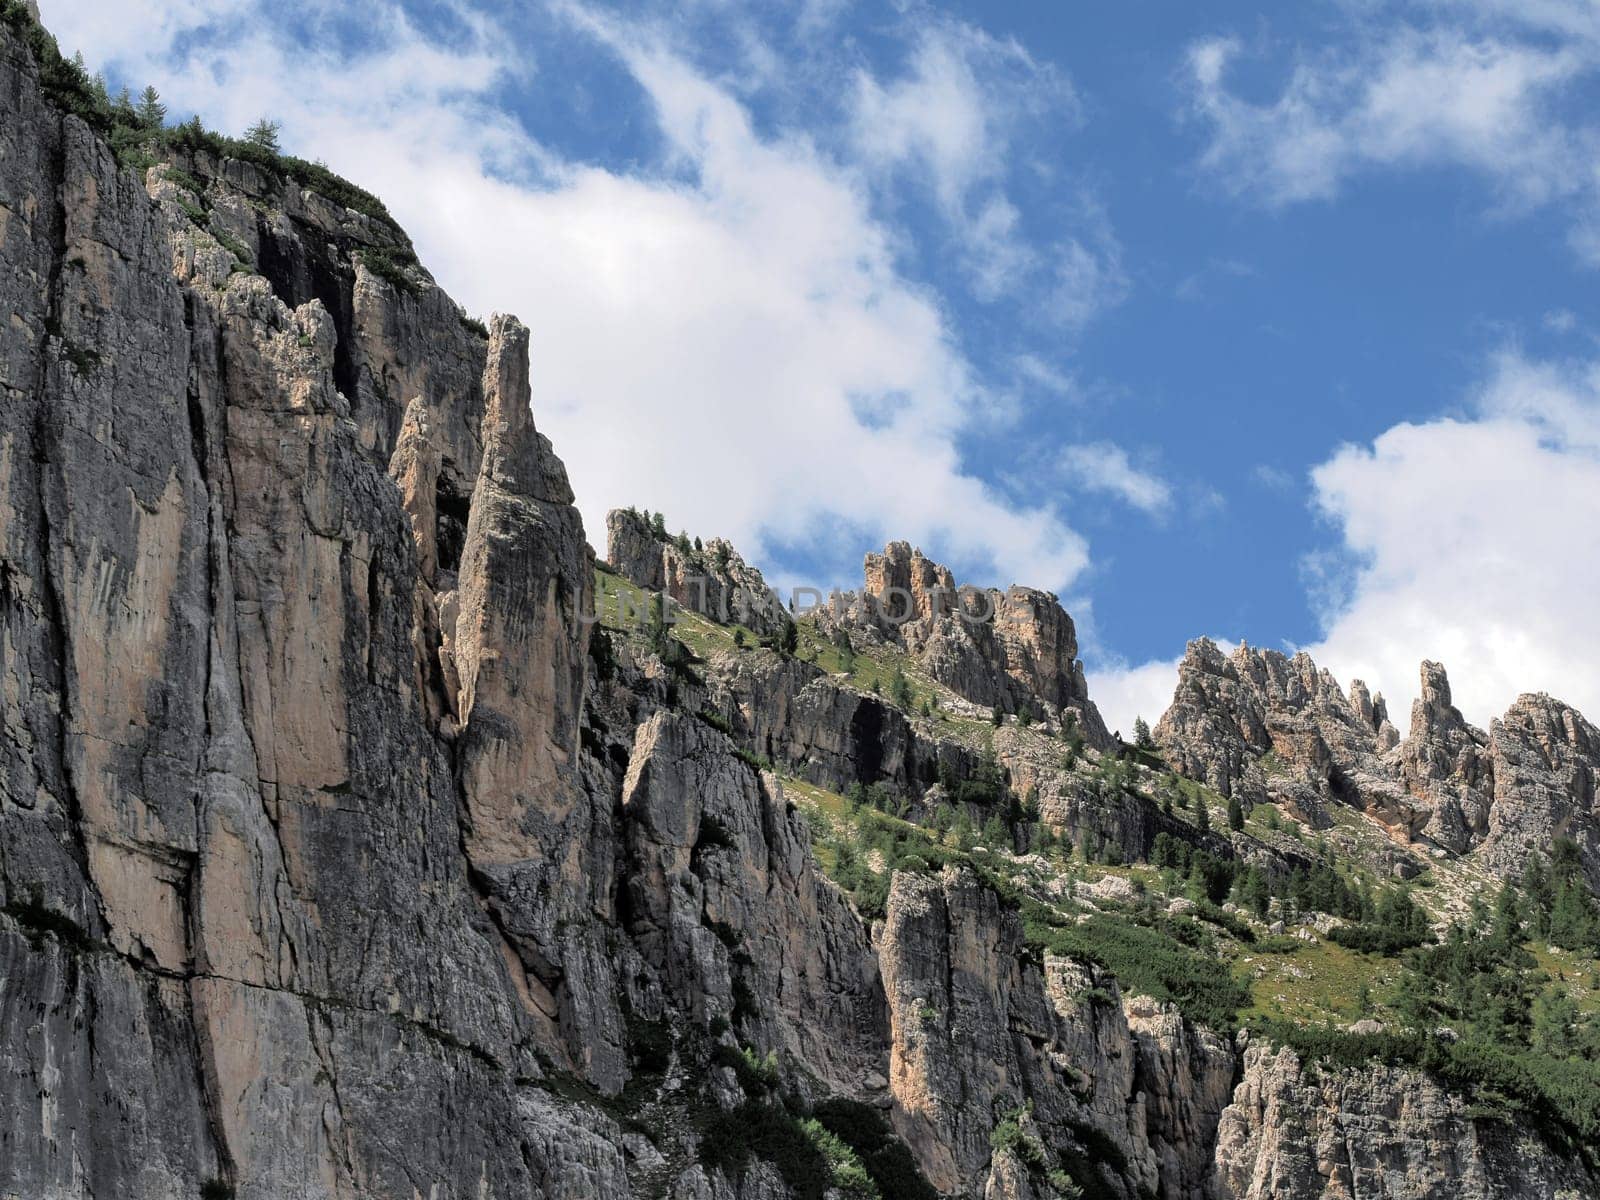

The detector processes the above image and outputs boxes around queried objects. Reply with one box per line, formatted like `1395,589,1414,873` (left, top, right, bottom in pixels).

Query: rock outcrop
0,17,560,1192
1155,641,1600,892
606,506,792,640
1214,1040,1597,1200
0,21,906,1199
1396,661,1493,854
1479,694,1600,893
2,11,1597,1200
841,541,1110,741
880,868,1235,1200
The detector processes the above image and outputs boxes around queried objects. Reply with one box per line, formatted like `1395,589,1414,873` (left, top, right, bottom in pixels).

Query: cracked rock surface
1,14,1596,1200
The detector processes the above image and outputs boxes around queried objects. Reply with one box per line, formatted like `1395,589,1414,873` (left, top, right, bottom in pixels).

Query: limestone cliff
1214,1041,1597,1200
1,10,1597,1200
1156,639,1600,892
839,541,1111,743
607,506,793,641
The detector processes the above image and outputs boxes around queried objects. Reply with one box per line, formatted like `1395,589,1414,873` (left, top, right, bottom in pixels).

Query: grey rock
1213,1043,1596,1199
1,13,1595,1200
606,507,793,640
1155,643,1600,893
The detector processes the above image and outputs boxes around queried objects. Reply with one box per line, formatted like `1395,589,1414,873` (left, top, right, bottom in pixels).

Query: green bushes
938,751,1009,807
1328,888,1433,955
1521,839,1600,952
888,667,913,711
1151,833,1237,905
1192,901,1257,944
358,247,421,295
846,781,909,817
281,156,406,238
812,1100,938,1200
732,746,774,775
696,710,734,737
1249,1016,1600,1147
989,1108,1047,1172
988,1105,1119,1200
0,1,409,250
711,1043,778,1094
1248,1018,1426,1071
1022,907,1249,1030
212,230,252,268
700,1102,881,1200
1327,924,1431,955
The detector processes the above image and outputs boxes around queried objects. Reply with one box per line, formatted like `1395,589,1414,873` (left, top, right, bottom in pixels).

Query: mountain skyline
42,0,1600,737
4,4,1599,1194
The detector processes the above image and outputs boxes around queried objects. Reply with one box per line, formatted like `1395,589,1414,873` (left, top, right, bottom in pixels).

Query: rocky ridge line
0,10,1594,1200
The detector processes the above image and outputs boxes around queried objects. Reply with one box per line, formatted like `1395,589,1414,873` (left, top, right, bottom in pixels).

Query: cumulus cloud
1058,443,1173,515
1304,349,1600,726
1092,351,1600,737
1086,654,1187,742
40,0,1110,593
1182,8,1600,259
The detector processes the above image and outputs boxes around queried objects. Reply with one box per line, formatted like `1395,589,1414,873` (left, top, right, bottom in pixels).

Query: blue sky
48,0,1600,733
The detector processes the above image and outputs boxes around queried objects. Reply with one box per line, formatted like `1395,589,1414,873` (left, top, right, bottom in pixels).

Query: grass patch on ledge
591,566,761,661
1240,934,1401,1026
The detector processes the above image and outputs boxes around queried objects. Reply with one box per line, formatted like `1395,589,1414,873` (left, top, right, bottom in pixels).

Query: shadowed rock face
1155,640,1600,891
879,868,1235,1200
0,13,1596,1200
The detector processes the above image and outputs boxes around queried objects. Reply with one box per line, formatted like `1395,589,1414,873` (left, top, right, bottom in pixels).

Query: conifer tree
889,668,913,711
135,85,166,128
244,117,281,154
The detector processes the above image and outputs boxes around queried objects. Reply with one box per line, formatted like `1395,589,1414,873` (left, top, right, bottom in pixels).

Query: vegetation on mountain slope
593,547,1600,1161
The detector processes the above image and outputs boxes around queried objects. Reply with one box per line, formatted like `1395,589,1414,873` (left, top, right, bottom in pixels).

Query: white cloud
1175,255,1255,303
1087,655,1185,742
1251,463,1297,492
1051,232,1127,330
849,18,1125,324
850,23,1029,212
39,0,252,71
1058,442,1173,515
1304,349,1600,726
41,0,1099,594
1012,353,1078,399
1182,14,1600,258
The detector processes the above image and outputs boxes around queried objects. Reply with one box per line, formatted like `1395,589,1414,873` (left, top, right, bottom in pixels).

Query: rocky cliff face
1156,639,1600,891
841,541,1110,743
0,14,622,1193
879,868,1234,1200
607,506,793,640
1,13,1596,1200
1214,1041,1597,1200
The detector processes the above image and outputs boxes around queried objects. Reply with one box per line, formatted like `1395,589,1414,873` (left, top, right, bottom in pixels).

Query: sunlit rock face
1,11,1597,1200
